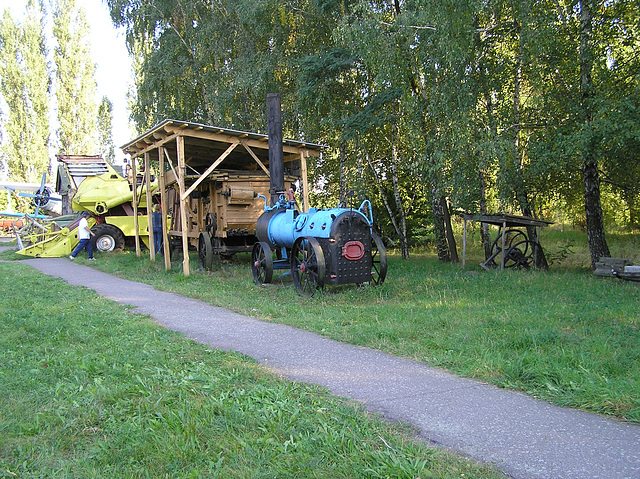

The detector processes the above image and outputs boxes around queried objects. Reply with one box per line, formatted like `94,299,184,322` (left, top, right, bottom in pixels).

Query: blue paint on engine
264,204,371,249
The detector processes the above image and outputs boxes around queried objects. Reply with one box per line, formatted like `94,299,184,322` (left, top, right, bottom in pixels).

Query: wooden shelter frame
121,119,324,276
462,213,553,270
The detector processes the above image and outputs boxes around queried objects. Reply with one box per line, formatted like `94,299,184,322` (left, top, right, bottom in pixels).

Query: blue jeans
71,238,93,259
153,229,163,253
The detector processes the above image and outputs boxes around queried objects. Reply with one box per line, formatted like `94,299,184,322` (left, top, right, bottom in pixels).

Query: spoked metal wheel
290,236,325,296
504,239,536,269
252,242,273,285
487,229,528,268
370,233,388,285
198,232,214,270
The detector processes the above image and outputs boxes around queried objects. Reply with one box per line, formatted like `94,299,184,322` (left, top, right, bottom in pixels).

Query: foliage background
104,0,639,260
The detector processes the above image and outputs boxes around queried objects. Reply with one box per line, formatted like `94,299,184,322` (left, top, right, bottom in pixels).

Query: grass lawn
49,225,640,424
0,261,505,478
1,225,638,476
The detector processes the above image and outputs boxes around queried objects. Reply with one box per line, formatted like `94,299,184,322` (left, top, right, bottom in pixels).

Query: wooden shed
121,119,325,275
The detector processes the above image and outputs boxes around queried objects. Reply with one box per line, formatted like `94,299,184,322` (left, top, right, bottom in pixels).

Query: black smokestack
267,93,284,206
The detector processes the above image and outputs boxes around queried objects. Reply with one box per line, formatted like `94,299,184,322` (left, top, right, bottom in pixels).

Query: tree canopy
105,0,639,265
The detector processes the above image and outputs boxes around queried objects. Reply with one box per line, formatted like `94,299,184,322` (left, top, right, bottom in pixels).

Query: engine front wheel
251,242,273,285
91,224,125,252
290,237,325,296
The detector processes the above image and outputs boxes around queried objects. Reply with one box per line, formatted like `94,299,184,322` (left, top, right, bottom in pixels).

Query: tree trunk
583,162,610,266
580,0,610,268
512,8,548,269
475,17,494,261
390,139,409,259
442,196,459,263
432,191,450,262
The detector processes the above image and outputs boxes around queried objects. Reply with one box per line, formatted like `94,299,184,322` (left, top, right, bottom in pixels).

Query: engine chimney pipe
267,93,284,207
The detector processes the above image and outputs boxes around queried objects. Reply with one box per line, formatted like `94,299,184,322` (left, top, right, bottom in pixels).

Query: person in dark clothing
152,204,163,254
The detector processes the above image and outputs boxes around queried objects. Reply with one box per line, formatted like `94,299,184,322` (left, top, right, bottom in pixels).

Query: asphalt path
4,248,640,479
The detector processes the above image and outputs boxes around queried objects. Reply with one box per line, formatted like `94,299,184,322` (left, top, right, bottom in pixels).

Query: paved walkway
5,248,640,479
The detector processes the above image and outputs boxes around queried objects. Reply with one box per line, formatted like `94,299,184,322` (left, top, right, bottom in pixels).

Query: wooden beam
163,150,179,186
240,139,270,177
126,131,179,160
300,150,309,212
181,140,239,200
161,125,321,157
159,147,171,270
145,152,155,262
500,221,507,270
131,156,141,257
177,135,190,276
462,218,467,269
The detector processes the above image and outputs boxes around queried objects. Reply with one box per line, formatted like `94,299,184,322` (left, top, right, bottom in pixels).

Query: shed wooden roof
463,213,553,228
121,119,325,173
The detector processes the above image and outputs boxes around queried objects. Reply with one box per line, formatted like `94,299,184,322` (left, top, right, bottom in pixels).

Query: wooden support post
300,150,309,213
145,152,155,262
462,218,467,269
131,156,141,257
159,147,171,270
177,135,190,276
500,221,507,270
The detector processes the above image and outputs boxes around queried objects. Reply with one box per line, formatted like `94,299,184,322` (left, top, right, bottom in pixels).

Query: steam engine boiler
251,195,387,295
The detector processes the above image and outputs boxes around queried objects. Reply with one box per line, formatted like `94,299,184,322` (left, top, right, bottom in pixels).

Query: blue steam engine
252,93,387,295
251,192,387,295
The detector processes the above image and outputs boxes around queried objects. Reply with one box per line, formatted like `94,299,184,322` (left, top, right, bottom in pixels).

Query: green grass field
72,226,640,423
1,225,638,477
0,261,505,478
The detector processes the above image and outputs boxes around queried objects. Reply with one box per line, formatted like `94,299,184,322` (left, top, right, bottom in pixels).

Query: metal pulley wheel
487,229,536,269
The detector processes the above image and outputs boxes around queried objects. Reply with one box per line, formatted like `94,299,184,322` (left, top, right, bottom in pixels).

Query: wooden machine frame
121,119,324,275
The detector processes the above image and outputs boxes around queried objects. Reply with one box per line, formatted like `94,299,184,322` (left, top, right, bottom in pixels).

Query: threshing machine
251,192,387,295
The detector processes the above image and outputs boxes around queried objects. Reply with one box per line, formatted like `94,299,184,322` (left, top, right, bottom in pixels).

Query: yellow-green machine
16,157,157,258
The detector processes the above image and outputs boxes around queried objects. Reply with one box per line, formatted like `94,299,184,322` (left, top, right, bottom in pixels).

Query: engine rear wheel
291,237,325,296
251,242,273,285
370,233,387,285
91,223,125,252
